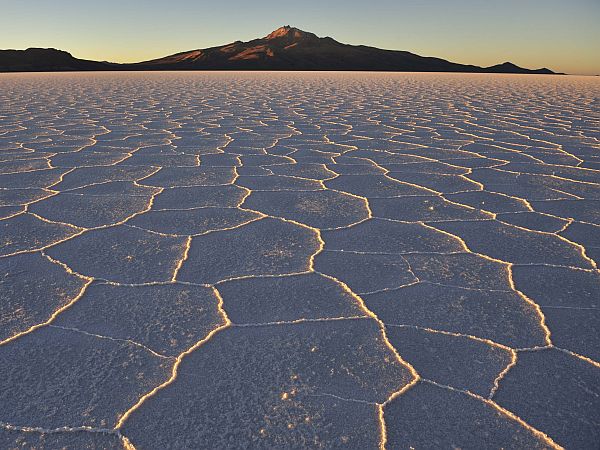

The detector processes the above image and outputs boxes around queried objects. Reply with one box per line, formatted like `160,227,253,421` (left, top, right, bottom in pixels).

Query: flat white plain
0,72,598,449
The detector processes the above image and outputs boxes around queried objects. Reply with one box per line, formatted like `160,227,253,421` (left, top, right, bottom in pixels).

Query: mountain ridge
0,26,559,74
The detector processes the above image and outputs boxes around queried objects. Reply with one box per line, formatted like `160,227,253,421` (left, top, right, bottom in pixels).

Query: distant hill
0,26,558,74
0,48,112,72
484,61,554,74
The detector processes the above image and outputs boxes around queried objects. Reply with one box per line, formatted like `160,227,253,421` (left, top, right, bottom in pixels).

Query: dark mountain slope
0,48,112,72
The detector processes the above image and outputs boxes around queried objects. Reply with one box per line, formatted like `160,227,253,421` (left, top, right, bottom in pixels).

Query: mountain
0,48,112,72
484,61,554,74
0,26,558,74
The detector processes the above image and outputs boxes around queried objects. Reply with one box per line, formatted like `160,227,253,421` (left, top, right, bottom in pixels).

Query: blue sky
1,0,599,74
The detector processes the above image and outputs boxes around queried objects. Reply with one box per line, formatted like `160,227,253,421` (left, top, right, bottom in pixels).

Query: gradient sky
1,0,599,75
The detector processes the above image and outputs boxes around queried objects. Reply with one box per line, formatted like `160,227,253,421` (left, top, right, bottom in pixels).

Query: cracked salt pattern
0,71,599,449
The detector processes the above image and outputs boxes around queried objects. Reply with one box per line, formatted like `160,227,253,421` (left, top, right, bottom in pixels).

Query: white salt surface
0,72,599,449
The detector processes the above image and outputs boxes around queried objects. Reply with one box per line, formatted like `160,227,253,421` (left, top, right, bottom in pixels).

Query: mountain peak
265,26,309,40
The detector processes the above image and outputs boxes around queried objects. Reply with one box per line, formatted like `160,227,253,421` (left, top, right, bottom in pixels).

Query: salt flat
0,72,598,449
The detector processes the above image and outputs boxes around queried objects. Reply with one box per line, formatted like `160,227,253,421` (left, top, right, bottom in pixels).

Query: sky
1,0,599,75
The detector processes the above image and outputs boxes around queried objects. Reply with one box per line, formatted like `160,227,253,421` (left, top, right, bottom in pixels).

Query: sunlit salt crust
0,72,598,449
